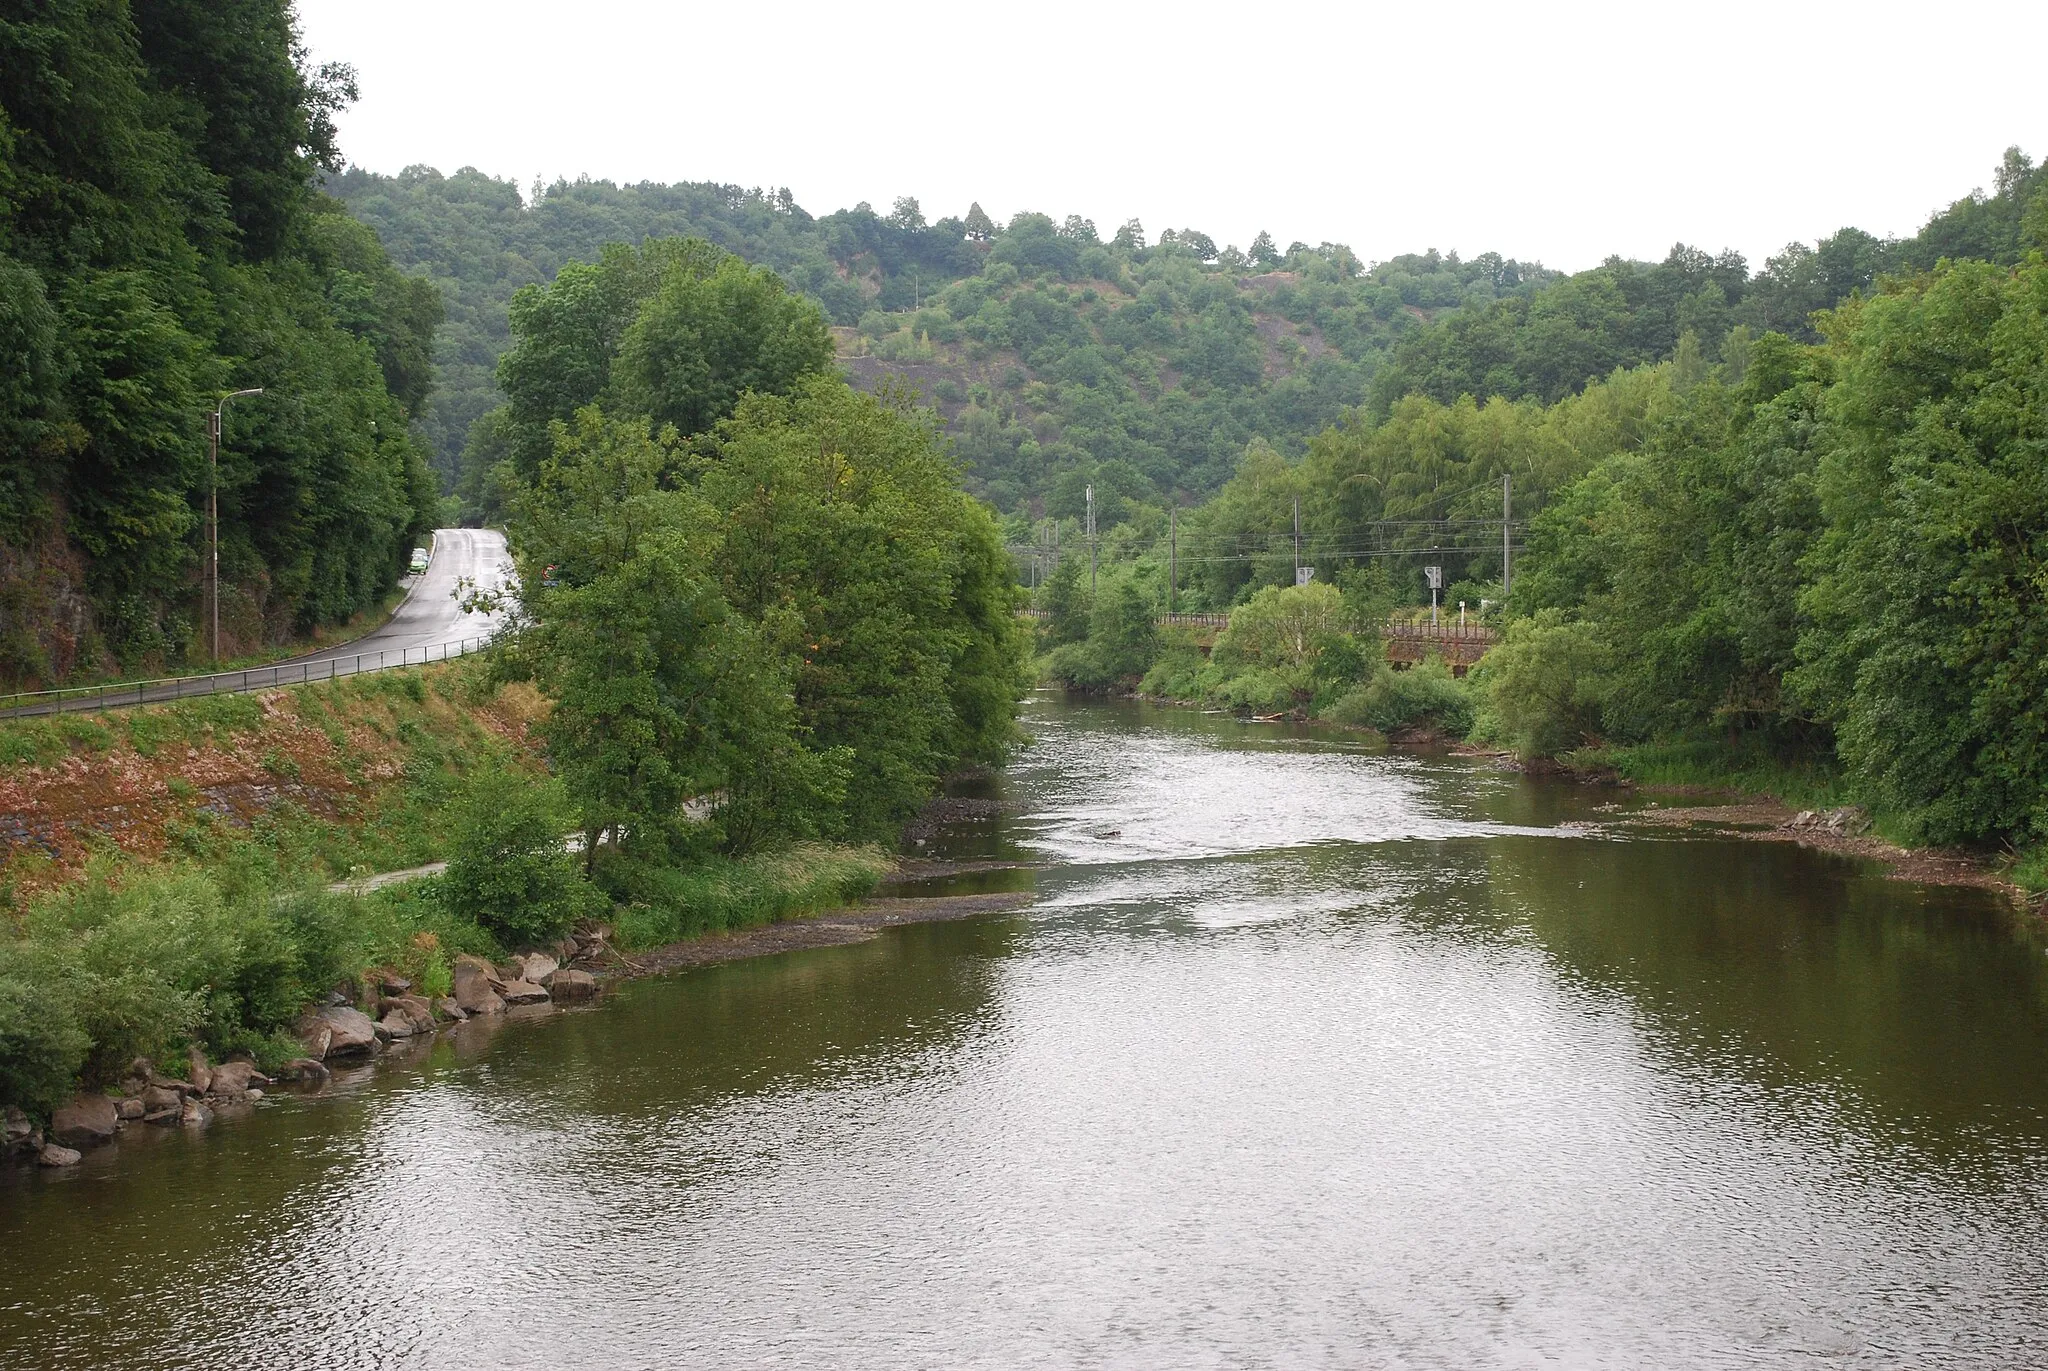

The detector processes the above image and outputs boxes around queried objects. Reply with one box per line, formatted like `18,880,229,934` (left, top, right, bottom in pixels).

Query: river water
4,696,2046,1368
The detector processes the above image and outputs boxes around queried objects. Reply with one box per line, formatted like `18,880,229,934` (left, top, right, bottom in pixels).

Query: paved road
296,527,513,668
0,528,514,717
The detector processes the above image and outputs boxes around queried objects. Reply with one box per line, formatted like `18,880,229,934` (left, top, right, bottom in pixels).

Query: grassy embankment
0,661,889,1118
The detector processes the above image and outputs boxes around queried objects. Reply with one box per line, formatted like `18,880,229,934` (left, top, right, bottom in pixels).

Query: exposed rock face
38,1144,82,1168
296,1005,381,1059
547,969,598,1002
50,1094,119,1149
499,979,551,1006
452,957,506,1015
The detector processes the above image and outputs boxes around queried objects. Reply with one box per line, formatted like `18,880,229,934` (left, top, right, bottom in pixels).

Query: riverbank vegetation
1031,149,2048,885
3,224,1025,1121
0,660,895,1117
0,1,443,688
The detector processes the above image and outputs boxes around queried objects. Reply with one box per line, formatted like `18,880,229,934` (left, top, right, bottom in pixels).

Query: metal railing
1384,621,1497,642
1023,607,1497,642
0,632,501,719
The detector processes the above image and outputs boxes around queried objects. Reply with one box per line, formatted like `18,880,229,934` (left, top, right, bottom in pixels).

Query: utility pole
1293,495,1302,584
1086,484,1097,593
209,388,264,662
1168,506,1178,613
1502,472,1512,597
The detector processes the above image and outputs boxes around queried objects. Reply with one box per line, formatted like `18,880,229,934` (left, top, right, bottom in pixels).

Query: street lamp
209,388,263,662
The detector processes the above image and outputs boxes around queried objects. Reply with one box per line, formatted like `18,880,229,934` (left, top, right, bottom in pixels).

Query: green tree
1793,258,2048,845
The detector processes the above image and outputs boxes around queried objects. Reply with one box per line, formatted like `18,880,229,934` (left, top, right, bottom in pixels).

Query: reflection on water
3,694,2045,1368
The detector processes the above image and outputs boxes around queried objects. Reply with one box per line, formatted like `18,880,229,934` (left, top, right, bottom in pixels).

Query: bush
440,769,596,947
1138,644,1208,701
1323,659,1475,736
602,843,890,949
1211,668,1296,715
1472,610,1610,758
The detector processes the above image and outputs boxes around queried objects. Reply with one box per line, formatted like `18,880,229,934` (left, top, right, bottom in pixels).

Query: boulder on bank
499,978,551,1006
296,1005,381,1060
187,1046,212,1095
378,1010,419,1039
4,1106,36,1155
276,1057,331,1087
383,994,437,1034
38,1143,82,1168
141,1085,184,1122
509,952,559,985
206,1061,270,1100
452,957,505,1015
434,997,468,1022
50,1094,119,1150
546,969,597,1002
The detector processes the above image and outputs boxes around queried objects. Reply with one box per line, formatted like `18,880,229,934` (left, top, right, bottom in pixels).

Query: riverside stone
187,1046,212,1095
547,969,598,1002
378,1010,418,1039
452,959,505,1015
206,1062,268,1099
278,1057,331,1086
37,1144,82,1168
180,1100,212,1128
499,978,551,1006
434,997,468,1022
296,1005,380,1059
4,1106,33,1154
511,952,559,984
50,1094,119,1149
115,1097,144,1121
384,995,437,1034
141,1085,183,1121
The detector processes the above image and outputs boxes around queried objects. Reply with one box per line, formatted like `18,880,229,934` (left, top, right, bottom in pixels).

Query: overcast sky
299,0,2046,274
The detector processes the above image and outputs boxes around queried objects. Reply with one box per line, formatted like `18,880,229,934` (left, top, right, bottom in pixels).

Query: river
4,695,2046,1367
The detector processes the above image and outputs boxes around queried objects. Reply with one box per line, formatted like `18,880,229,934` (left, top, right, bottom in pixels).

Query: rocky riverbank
3,878,1034,1171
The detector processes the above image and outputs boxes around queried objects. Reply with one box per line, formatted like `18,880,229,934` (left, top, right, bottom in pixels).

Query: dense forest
1039,147,2048,872
0,0,441,687
335,159,2044,535
330,167,1554,513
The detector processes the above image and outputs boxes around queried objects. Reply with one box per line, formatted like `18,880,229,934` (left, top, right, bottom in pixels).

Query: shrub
1473,610,1611,758
602,843,889,949
1323,660,1475,736
440,769,595,948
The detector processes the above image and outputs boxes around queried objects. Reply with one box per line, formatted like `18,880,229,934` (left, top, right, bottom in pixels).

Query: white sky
299,0,2048,274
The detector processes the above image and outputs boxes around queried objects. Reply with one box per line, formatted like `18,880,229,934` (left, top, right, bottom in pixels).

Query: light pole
209,388,263,662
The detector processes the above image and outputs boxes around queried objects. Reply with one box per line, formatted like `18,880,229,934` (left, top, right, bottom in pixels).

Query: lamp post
209,388,263,662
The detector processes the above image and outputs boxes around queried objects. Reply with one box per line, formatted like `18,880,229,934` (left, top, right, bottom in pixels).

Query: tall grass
606,843,893,950
1575,737,1849,810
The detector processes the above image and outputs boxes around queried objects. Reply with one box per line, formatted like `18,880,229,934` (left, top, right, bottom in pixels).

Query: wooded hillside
0,0,440,688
